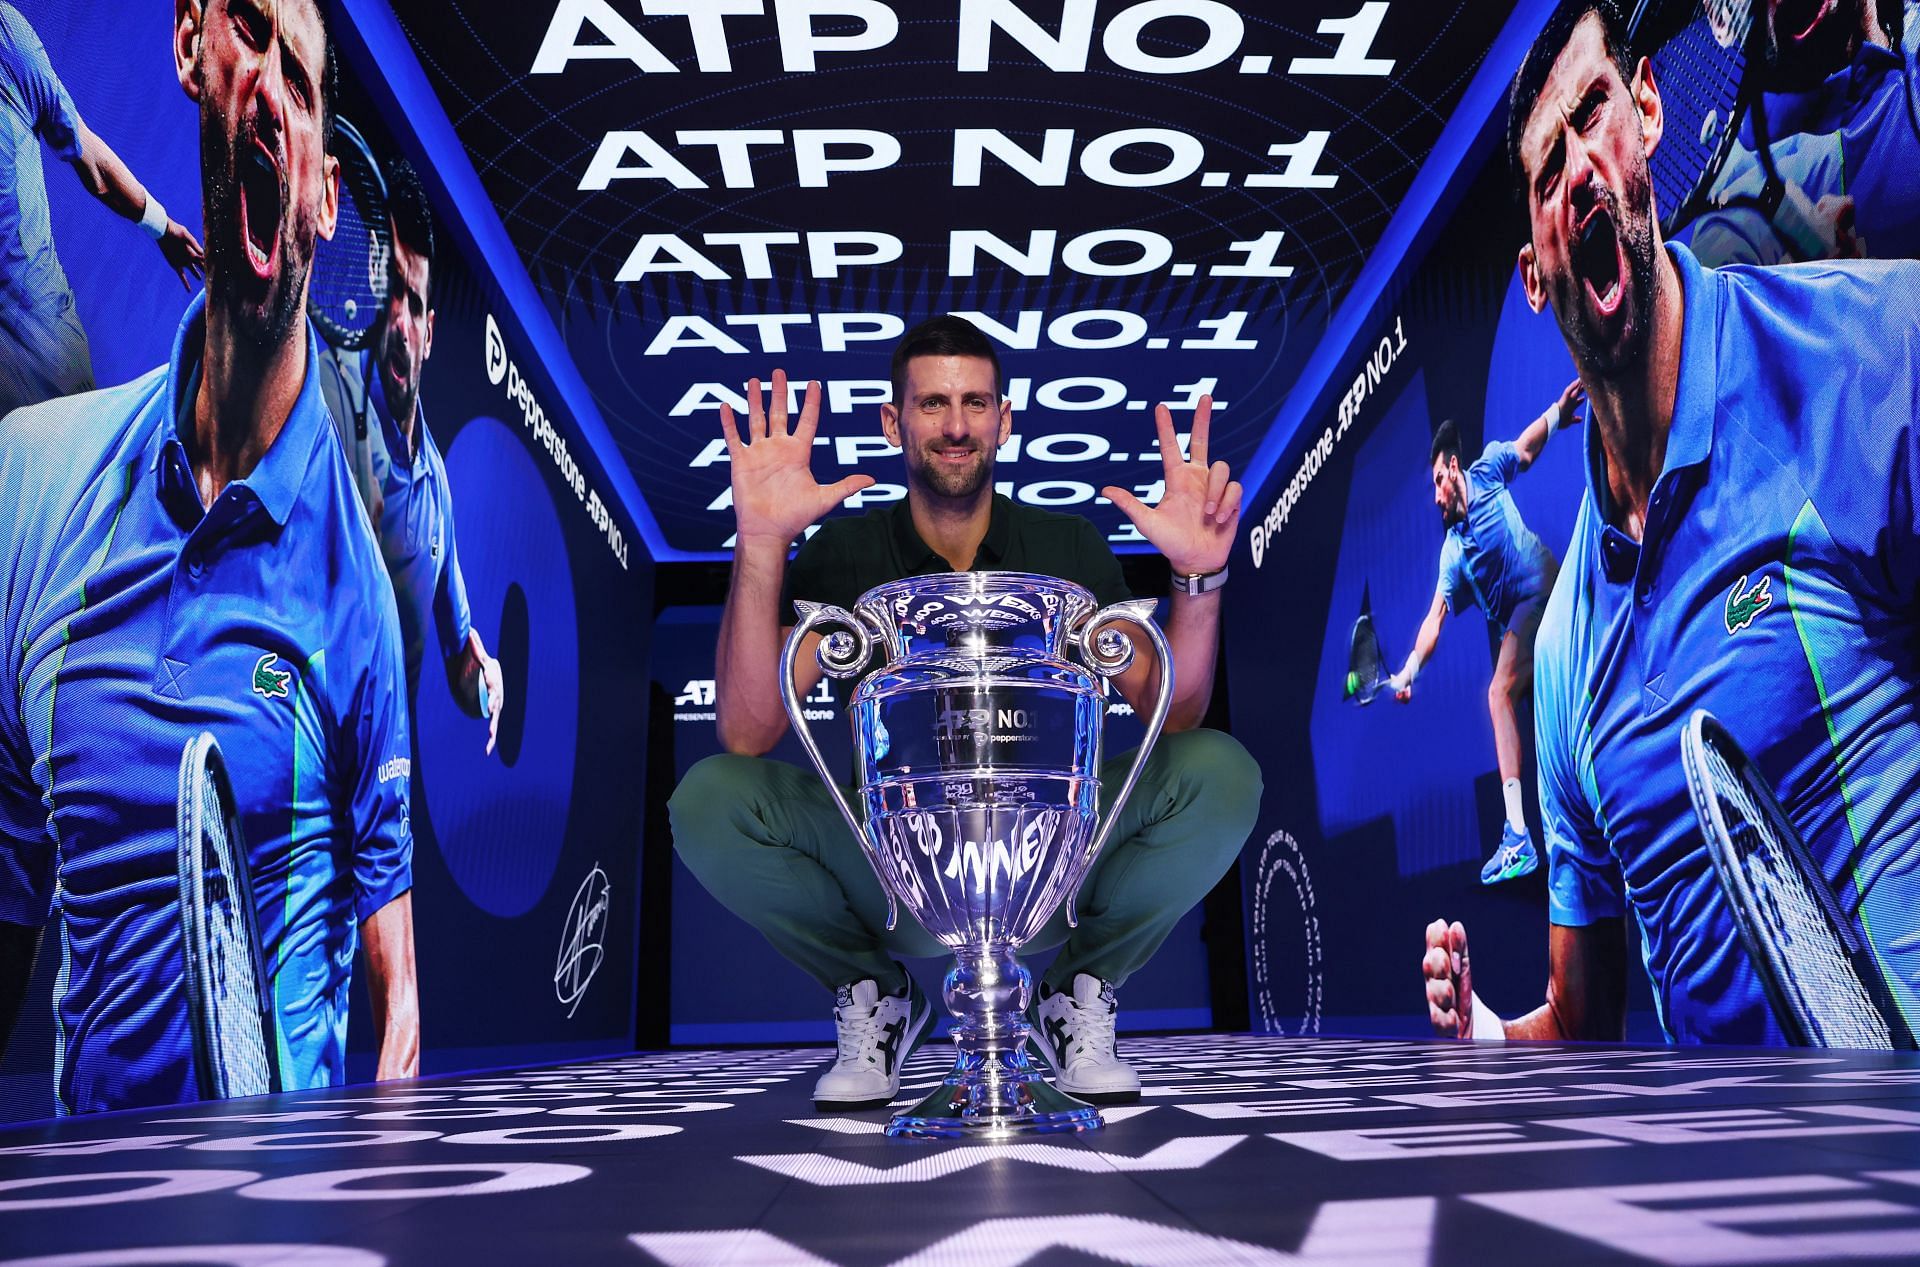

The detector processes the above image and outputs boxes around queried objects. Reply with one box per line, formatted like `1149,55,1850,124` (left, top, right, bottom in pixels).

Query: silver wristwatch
1172,565,1228,596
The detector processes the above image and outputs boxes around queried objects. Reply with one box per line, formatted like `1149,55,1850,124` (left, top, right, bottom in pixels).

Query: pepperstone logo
1724,572,1773,634
252,652,291,700
485,313,508,386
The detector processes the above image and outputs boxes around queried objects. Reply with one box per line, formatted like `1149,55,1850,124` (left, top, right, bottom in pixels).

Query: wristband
138,194,169,241
1172,565,1227,596
1470,991,1506,1043
1544,403,1568,435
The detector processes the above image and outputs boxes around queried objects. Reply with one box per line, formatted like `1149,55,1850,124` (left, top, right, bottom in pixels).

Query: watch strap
1173,565,1228,596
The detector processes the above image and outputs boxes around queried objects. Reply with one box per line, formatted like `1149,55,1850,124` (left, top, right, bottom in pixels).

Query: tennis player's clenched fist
720,369,875,547
1423,918,1478,1038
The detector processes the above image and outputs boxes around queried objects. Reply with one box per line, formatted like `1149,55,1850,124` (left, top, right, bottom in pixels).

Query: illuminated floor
5,1034,1920,1264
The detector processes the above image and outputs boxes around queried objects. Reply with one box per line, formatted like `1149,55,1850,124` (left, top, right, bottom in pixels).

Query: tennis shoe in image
1028,973,1140,1103
812,971,931,1110
1481,823,1539,885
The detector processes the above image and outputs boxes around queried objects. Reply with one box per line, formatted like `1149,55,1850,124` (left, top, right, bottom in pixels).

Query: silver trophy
782,571,1170,1139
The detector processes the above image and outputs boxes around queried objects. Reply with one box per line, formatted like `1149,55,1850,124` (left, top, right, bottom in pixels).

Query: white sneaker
812,975,931,1110
1028,973,1140,1103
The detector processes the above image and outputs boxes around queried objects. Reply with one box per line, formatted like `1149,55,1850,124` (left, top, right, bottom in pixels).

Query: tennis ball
1345,670,1359,696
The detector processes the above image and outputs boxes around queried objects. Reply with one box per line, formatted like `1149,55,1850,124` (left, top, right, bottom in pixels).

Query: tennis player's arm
350,559,417,1080
1112,587,1219,733
361,892,419,1081
445,629,499,715
1397,591,1448,688
1501,920,1630,1040
1514,378,1585,470
66,125,204,285
715,536,823,755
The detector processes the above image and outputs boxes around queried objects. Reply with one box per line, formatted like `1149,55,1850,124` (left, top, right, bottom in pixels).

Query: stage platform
5,1033,1920,1264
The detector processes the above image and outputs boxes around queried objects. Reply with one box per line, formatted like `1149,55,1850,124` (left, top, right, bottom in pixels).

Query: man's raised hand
1102,396,1241,578
721,370,874,548
1554,377,1586,430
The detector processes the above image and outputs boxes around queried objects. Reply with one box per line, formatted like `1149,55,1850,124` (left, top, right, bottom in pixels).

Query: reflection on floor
5,1034,1920,1264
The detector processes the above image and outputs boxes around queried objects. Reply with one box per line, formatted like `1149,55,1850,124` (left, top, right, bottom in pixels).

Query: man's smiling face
883,355,1010,502
1516,12,1663,378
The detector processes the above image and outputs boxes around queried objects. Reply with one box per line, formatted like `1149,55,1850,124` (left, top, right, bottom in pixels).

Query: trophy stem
886,944,1103,1139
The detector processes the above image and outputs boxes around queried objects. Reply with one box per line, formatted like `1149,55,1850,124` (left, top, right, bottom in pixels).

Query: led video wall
1230,0,1920,1050
397,0,1516,559
0,0,652,1121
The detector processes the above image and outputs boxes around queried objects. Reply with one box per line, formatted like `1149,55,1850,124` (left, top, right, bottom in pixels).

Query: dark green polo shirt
780,494,1132,625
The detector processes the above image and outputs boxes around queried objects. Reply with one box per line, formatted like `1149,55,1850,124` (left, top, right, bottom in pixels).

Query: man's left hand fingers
1153,404,1180,474
1102,484,1149,523
1215,480,1243,526
1188,395,1212,467
1203,461,1230,516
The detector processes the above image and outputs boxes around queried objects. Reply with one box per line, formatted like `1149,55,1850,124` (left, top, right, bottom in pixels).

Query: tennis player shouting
0,0,415,1112
1424,0,1920,1047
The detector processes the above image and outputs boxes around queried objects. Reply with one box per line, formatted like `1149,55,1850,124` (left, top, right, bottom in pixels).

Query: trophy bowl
782,571,1170,1139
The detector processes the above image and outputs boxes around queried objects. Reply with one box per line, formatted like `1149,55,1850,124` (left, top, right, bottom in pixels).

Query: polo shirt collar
1584,241,1717,582
888,493,1012,570
156,290,328,529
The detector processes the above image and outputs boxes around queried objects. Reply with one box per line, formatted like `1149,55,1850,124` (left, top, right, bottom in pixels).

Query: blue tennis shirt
1745,24,1920,262
1436,440,1554,633
0,293,413,1113
317,348,472,689
0,1,93,414
1685,23,1920,267
1535,242,1920,1045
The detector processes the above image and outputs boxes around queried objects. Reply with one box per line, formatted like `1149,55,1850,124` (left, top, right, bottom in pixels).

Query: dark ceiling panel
394,2,1513,558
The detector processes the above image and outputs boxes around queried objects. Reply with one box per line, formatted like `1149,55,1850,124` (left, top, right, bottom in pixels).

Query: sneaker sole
1482,856,1539,885
812,1093,894,1112
1026,1034,1140,1105
1056,1084,1141,1105
812,986,936,1113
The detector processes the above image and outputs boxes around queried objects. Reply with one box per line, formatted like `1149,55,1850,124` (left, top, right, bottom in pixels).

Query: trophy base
886,1048,1104,1139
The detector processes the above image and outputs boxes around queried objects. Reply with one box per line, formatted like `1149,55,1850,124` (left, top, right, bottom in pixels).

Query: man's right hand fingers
1423,945,1451,980
795,379,823,443
745,377,763,433
770,368,790,433
826,474,876,506
1425,918,1451,951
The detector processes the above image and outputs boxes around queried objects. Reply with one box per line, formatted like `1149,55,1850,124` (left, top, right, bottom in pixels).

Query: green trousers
668,728,1262,997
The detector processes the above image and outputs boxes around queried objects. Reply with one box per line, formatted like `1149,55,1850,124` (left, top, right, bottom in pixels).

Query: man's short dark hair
1430,418,1462,469
1507,0,1634,207
386,158,434,300
306,0,339,149
890,315,1003,405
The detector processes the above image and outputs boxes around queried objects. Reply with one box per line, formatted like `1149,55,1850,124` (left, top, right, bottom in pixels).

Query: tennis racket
1680,710,1917,1050
307,117,390,352
177,731,280,1099
1343,612,1392,706
1628,0,1768,237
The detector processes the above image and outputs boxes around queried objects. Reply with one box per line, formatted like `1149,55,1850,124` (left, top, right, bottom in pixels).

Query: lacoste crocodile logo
252,653,292,700
1724,573,1773,634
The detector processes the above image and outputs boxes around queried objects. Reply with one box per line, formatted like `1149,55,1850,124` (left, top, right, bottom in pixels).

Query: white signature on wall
555,863,611,1019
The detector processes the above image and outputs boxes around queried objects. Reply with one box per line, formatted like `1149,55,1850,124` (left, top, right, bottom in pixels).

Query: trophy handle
1066,597,1172,928
781,601,900,931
